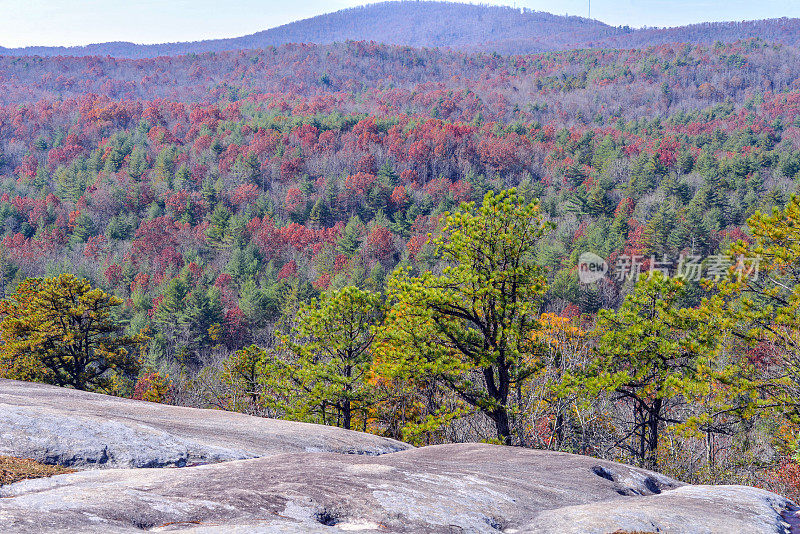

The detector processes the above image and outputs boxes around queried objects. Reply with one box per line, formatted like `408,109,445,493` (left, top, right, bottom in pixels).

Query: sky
1,0,800,48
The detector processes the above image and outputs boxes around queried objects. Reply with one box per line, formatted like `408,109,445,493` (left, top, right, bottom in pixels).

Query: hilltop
1,1,800,58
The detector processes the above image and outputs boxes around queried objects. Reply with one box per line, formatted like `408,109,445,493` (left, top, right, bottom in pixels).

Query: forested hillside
2,1,800,58
1,35,800,499
0,40,797,325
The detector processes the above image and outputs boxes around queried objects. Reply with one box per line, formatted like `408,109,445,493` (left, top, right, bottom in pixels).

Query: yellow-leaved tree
0,273,144,392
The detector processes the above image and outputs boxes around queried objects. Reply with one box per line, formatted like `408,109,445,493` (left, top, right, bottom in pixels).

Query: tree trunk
554,411,564,449
637,404,646,465
494,407,512,445
342,401,352,430
342,364,352,430
645,398,662,470
484,358,512,445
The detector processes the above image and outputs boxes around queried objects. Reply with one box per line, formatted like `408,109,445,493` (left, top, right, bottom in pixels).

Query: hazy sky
2,0,799,48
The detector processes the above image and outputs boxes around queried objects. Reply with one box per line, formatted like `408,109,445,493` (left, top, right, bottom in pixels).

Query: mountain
2,1,800,59
0,2,619,58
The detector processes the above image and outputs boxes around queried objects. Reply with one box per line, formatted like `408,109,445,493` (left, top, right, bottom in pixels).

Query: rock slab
0,443,796,533
0,379,410,468
0,379,797,533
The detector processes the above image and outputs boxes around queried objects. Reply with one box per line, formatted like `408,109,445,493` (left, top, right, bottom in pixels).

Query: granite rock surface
0,379,410,468
1,379,797,533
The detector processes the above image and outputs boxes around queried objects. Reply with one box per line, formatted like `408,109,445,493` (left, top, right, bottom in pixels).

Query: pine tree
380,189,553,444
576,273,726,469
0,274,144,392
337,215,364,257
207,204,232,245
270,286,383,430
308,197,331,227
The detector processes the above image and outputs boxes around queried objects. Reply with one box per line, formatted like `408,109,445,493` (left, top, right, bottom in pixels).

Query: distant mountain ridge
1,1,800,58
